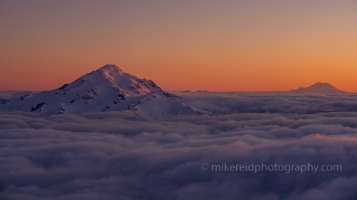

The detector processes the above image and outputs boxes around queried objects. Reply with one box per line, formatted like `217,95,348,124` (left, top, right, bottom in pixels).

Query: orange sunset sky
1,0,356,92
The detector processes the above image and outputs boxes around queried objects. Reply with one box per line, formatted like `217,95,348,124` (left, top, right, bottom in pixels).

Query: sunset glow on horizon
1,0,356,92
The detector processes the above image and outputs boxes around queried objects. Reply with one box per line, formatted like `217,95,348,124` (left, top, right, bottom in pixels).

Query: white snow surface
0,64,198,120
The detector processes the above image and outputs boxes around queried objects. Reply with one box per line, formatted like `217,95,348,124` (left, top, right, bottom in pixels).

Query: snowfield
0,65,198,120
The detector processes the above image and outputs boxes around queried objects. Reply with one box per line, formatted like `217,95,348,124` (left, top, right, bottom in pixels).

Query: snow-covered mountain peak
0,64,197,119
76,64,164,97
97,64,123,75
290,82,347,94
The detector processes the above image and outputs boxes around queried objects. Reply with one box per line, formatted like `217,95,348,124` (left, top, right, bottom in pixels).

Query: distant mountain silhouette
290,82,347,94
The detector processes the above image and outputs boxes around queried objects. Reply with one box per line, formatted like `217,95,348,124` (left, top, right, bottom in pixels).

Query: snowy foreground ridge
0,64,197,119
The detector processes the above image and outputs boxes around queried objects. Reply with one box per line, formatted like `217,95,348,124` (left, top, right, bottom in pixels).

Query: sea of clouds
1,93,357,200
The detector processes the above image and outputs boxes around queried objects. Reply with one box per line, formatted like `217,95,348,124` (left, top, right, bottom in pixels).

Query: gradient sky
1,0,356,92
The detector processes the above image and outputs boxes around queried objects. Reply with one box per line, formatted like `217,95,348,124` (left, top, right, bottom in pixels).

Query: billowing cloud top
1,93,357,200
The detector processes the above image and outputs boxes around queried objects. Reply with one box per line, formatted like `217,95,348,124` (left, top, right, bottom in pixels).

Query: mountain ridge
0,64,197,119
290,82,348,94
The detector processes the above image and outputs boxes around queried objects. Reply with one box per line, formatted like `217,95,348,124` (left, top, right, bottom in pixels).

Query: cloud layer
1,93,357,200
